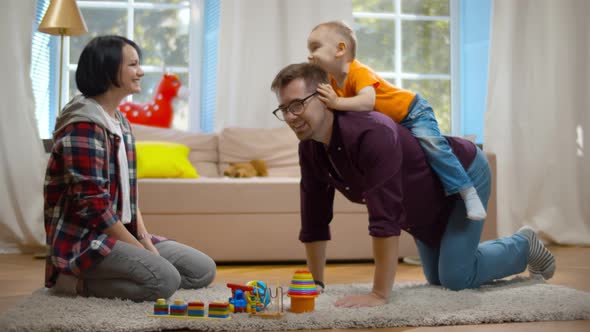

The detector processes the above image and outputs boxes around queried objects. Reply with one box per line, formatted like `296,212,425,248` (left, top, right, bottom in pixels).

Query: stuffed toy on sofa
223,159,268,178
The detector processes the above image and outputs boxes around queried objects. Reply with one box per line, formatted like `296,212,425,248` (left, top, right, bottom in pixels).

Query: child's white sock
517,226,556,280
459,186,487,221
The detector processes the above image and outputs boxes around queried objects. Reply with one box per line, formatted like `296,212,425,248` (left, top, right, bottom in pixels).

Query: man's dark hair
75,35,142,97
271,63,329,94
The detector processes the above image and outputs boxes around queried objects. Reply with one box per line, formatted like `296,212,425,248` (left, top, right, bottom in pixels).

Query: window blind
31,0,57,139
200,0,220,133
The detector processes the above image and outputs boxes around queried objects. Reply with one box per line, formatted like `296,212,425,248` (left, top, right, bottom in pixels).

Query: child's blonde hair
312,20,357,59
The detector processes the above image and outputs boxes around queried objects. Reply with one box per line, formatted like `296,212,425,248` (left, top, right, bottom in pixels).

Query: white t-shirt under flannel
106,115,131,224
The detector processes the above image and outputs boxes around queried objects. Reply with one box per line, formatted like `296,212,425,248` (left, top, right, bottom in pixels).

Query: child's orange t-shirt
330,59,416,123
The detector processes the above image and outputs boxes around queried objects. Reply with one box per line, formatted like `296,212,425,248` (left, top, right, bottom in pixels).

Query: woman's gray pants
78,240,216,302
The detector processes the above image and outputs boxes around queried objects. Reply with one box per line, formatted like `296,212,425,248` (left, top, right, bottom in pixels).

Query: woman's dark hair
75,35,142,97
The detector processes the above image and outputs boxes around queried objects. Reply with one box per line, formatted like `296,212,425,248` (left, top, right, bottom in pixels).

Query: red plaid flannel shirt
43,117,164,288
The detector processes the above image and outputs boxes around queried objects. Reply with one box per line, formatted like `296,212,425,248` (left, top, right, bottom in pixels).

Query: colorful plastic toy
232,289,249,312
287,270,318,313
153,298,169,315
208,302,231,318
119,73,184,128
246,280,271,308
249,284,286,319
227,283,261,313
170,299,188,316
187,301,205,317
148,299,230,320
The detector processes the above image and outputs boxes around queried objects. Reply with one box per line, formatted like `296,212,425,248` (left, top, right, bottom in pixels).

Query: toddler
307,21,486,220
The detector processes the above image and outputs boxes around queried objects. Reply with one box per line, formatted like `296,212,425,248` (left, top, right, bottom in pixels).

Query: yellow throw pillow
135,141,199,179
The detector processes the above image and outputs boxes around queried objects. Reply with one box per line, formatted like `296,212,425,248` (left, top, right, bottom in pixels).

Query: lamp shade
38,0,88,36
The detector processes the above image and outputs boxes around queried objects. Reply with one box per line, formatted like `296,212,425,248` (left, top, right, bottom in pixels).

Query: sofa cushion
136,141,199,178
218,126,300,177
131,124,219,177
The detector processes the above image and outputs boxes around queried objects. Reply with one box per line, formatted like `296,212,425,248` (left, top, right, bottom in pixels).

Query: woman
44,35,216,302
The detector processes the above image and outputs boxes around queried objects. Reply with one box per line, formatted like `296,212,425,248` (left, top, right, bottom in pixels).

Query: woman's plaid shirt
43,118,162,287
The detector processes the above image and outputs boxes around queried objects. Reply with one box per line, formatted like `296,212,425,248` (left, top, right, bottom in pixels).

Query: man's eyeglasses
272,92,318,121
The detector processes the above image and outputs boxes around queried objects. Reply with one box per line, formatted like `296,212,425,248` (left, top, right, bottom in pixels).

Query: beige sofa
133,124,497,262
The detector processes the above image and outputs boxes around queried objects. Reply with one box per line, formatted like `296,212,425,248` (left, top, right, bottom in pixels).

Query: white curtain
215,0,353,131
0,0,46,253
484,0,590,244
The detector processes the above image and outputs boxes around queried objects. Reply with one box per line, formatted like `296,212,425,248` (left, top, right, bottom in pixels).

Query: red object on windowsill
119,73,185,128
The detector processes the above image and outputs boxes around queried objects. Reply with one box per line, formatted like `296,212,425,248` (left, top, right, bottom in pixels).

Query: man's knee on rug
419,263,441,286
423,272,441,287
438,269,478,291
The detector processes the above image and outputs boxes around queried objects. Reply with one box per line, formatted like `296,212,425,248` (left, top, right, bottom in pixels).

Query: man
270,63,556,308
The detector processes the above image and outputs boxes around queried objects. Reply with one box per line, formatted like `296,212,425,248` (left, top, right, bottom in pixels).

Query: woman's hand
140,237,160,256
135,209,158,255
334,292,387,308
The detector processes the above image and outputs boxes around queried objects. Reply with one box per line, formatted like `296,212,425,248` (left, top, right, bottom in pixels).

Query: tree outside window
352,0,452,133
68,0,191,130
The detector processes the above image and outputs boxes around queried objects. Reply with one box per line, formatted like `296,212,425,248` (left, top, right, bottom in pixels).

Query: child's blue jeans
399,94,472,195
415,149,529,290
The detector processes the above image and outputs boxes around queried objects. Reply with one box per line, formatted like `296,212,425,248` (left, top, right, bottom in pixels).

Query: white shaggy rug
1,277,589,332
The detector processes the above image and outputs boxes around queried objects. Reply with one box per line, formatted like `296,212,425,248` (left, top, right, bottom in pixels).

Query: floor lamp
38,0,88,114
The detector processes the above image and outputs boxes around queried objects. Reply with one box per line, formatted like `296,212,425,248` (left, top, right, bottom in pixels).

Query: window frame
62,0,200,130
351,0,460,136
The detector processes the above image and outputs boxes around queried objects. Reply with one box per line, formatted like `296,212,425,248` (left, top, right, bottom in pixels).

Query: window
352,0,456,134
33,1,489,140
72,0,192,130
31,0,57,139
33,0,219,138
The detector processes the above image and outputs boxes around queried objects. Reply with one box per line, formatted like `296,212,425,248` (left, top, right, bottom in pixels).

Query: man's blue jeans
415,149,529,290
400,94,472,195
